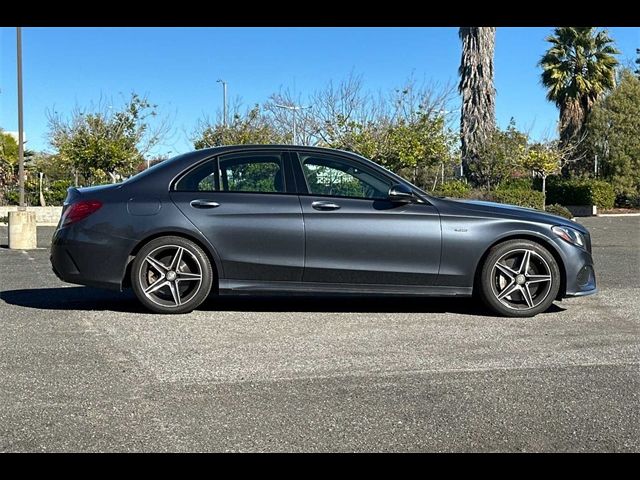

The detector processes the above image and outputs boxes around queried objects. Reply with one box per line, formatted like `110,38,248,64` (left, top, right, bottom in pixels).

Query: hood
438,197,587,233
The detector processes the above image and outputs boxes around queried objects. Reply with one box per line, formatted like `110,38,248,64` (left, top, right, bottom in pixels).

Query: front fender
437,215,567,288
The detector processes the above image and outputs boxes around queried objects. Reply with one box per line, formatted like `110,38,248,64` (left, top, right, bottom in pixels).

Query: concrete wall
0,206,62,225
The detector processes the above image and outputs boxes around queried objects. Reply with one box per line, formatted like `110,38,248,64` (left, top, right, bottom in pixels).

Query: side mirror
388,184,415,204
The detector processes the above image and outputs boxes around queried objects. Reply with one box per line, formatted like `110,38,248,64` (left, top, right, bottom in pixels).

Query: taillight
60,200,103,227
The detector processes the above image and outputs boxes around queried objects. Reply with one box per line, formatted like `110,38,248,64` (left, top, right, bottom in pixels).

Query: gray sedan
50,145,596,316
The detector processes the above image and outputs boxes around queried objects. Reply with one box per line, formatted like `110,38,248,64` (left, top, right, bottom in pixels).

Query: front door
294,151,441,286
170,150,304,282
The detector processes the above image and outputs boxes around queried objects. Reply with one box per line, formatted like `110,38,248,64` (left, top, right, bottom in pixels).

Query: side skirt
218,280,472,297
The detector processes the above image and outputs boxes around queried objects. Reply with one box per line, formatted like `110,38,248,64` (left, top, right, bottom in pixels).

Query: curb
597,213,640,217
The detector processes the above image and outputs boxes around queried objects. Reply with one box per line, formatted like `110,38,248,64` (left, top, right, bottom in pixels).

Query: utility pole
217,79,228,127
17,27,25,209
274,103,311,145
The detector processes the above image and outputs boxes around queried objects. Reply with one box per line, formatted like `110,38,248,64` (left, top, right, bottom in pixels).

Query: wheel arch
122,230,222,291
472,233,567,300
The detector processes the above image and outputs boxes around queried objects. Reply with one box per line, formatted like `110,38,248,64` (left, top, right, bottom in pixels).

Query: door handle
190,199,220,209
311,201,341,211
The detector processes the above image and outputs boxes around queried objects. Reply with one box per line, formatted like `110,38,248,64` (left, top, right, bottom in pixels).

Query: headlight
552,225,586,248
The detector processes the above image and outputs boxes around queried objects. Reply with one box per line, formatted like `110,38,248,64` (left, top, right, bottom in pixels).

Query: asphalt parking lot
0,216,638,452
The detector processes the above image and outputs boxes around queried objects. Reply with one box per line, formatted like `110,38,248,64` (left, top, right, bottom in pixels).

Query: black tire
479,239,561,318
131,236,213,314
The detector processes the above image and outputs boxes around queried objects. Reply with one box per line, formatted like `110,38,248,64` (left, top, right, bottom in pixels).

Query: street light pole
217,79,228,127
8,26,36,249
16,27,25,209
292,109,297,145
274,103,311,145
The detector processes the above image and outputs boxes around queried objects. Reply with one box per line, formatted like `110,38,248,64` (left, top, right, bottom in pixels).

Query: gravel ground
0,216,638,452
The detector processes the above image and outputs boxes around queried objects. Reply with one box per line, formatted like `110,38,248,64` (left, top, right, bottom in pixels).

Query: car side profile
50,145,597,317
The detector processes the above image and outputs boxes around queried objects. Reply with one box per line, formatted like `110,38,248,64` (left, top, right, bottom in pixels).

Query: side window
299,154,392,200
174,153,286,193
220,153,284,193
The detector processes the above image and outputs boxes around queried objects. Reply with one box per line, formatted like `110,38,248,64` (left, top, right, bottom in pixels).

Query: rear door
170,150,304,282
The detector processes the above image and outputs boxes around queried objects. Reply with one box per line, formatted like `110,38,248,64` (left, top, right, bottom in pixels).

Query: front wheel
479,240,561,318
131,236,213,314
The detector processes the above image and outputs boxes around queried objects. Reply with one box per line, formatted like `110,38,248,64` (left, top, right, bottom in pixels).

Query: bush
545,204,573,219
614,191,640,208
2,178,73,206
432,180,472,198
500,177,535,190
3,187,38,206
489,188,545,210
45,180,73,205
546,178,615,209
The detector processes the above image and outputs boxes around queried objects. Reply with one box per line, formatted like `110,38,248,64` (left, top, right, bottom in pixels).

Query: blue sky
1,27,638,157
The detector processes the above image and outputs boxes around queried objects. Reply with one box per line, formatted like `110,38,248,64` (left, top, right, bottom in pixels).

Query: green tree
320,83,457,190
523,143,562,207
385,113,452,186
471,120,528,190
539,27,619,162
193,106,285,148
586,69,640,198
321,116,382,161
47,93,163,185
0,130,19,167
30,152,74,183
324,111,455,189
458,27,497,180
0,130,19,204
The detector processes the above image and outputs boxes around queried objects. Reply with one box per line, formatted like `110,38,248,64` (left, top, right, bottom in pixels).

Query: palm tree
539,27,619,150
458,27,497,180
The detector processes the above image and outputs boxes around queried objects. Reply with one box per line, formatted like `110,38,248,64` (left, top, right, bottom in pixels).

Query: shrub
433,180,472,198
588,180,616,209
545,204,573,219
546,178,615,209
615,191,640,208
488,187,545,210
45,180,73,206
3,178,40,206
3,189,19,205
500,177,535,190
2,178,73,206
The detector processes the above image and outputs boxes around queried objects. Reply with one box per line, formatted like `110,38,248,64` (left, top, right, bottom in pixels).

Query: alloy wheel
490,248,553,311
139,244,204,308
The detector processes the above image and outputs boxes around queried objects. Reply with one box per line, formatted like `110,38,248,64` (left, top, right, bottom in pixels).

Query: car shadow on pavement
0,287,148,313
0,286,566,316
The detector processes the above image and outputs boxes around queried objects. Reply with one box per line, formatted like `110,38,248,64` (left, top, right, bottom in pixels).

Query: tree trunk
459,27,497,183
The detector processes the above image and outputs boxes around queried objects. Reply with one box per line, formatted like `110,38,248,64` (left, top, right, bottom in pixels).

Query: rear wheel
479,239,560,318
131,236,213,314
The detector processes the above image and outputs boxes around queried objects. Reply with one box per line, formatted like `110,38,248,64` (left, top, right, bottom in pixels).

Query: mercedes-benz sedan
51,145,597,316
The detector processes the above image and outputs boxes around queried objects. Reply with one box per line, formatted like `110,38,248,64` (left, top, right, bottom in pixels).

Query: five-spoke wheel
131,236,213,314
479,240,561,317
